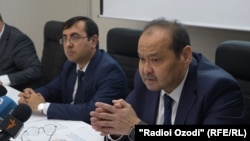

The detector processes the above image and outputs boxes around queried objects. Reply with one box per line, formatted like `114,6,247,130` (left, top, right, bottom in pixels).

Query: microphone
0,85,7,96
0,104,32,141
0,85,17,121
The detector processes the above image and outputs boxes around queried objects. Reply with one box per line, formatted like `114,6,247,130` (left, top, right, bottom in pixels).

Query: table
12,115,104,141
4,85,104,141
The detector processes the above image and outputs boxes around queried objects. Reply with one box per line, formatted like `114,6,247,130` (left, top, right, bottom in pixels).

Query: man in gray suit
0,13,41,91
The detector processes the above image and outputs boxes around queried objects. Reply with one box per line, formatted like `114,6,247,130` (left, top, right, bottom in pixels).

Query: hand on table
18,88,45,112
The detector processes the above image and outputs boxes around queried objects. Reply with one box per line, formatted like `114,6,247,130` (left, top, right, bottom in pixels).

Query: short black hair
63,16,99,38
63,16,99,48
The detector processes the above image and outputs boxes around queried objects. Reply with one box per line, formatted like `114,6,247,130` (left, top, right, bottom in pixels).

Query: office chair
215,40,250,124
107,28,141,92
40,21,67,86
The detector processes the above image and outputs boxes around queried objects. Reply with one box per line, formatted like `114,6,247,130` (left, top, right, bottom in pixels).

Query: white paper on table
4,85,20,104
5,86,104,141
12,117,104,141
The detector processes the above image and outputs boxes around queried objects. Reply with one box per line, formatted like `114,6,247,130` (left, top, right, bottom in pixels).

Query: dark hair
0,13,3,21
143,18,191,58
63,16,99,48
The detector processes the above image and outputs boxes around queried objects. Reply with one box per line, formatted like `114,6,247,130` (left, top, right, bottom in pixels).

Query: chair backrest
215,40,250,124
107,28,142,92
40,21,67,86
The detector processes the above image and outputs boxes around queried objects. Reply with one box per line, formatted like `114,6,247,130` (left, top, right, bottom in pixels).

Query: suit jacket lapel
144,91,160,124
64,66,77,103
0,24,9,57
83,50,101,80
175,57,198,124
75,50,102,102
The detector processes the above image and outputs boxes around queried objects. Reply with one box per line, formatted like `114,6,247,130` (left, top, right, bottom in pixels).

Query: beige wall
0,0,90,59
1,0,250,63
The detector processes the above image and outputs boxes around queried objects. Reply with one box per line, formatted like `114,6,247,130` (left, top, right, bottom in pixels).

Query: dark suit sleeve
8,34,41,86
104,121,148,141
36,56,129,123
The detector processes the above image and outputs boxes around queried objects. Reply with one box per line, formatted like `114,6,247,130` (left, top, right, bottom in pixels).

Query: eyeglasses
21,124,57,141
59,34,88,45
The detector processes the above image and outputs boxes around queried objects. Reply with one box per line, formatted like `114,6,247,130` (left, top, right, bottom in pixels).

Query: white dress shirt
41,63,89,115
156,69,189,125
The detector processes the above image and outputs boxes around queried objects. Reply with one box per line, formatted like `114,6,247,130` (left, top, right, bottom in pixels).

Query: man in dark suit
0,13,41,91
18,16,129,123
90,18,246,141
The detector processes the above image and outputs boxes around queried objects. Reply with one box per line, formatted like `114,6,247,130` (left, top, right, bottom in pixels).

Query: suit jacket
36,49,129,123
0,24,41,90
116,52,246,141
128,52,245,124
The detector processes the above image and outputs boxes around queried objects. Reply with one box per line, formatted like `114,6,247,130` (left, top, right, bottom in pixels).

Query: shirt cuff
107,134,123,141
0,75,11,85
42,102,50,115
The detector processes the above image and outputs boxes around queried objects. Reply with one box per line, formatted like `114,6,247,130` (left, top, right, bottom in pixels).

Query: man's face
62,21,94,68
138,26,190,93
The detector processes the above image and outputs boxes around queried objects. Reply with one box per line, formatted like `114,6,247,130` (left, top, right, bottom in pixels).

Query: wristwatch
128,120,146,141
128,126,135,141
37,103,45,114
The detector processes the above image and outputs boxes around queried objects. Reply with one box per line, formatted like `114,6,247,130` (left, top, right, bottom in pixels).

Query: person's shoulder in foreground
18,16,128,123
0,13,41,91
90,17,246,141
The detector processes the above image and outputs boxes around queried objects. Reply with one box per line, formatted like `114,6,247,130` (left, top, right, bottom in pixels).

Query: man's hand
18,88,45,112
90,99,140,136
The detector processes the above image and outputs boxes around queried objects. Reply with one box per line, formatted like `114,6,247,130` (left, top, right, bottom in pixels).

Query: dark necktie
163,94,173,125
74,70,84,104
